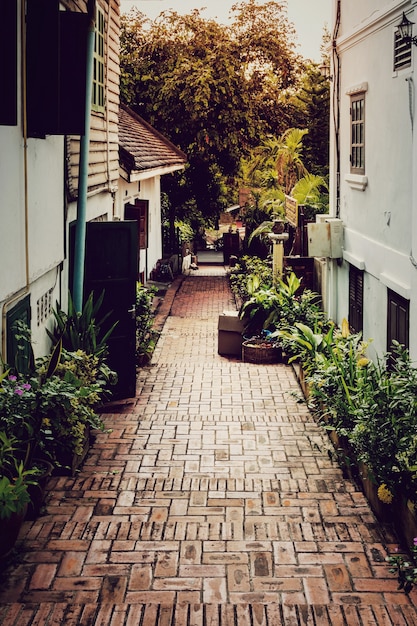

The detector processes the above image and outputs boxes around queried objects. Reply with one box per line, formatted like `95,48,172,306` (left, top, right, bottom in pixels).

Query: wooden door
84,221,138,399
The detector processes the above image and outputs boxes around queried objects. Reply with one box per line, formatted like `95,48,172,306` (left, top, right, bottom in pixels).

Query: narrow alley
1,266,417,625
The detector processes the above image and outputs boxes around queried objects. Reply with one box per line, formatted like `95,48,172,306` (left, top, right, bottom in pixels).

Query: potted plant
35,348,110,475
0,432,38,559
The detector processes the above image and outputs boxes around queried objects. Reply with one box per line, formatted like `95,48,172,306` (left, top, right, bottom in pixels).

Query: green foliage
229,256,273,303
288,62,330,177
239,287,282,337
346,343,417,501
174,221,194,246
0,464,34,520
47,291,117,361
239,271,327,340
0,433,39,520
281,307,417,509
240,130,329,244
120,1,301,218
386,539,417,594
135,283,159,365
247,129,309,195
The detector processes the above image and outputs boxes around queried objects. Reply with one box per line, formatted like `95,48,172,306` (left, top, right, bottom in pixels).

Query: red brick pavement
1,266,417,625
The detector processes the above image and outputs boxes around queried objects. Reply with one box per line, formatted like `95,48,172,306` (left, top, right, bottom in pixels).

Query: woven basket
242,338,282,364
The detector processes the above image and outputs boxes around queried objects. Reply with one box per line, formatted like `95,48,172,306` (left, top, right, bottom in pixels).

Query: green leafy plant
135,283,159,366
0,371,38,468
0,462,38,520
229,255,273,303
386,538,417,594
347,342,417,503
35,349,109,465
47,291,118,360
0,434,38,520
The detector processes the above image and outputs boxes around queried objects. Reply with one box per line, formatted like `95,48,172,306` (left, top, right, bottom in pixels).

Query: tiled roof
119,103,187,174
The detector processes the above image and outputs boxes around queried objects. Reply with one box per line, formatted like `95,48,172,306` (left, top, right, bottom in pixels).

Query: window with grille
387,289,409,352
348,266,363,334
92,7,105,111
350,93,365,174
394,30,412,71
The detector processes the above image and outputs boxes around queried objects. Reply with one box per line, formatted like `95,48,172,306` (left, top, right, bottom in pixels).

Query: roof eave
121,163,186,183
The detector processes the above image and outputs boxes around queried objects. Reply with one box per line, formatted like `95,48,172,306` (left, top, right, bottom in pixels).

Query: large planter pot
242,338,282,364
357,462,395,524
394,499,417,549
26,459,54,520
0,506,27,560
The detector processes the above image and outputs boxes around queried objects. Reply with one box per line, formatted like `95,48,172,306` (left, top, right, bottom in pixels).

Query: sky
120,0,332,62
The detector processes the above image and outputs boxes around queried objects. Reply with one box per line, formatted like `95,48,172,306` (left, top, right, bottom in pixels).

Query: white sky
120,0,332,61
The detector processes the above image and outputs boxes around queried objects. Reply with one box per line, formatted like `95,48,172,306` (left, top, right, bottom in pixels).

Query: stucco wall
330,0,417,358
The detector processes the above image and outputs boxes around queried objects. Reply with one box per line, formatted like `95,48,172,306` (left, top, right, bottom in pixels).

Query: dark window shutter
0,0,18,125
125,200,149,250
59,11,88,134
26,0,60,137
348,266,363,334
387,289,409,351
26,0,88,136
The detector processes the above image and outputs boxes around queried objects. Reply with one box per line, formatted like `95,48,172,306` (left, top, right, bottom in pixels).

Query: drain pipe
73,0,96,312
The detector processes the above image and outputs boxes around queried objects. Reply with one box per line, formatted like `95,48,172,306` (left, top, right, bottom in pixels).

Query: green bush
136,283,159,365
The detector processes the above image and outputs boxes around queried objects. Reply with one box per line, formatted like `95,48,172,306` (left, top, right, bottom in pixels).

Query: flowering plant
386,538,417,594
0,370,39,467
35,349,108,465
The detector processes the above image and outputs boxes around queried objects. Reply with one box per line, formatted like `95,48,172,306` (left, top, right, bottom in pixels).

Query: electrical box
307,218,343,259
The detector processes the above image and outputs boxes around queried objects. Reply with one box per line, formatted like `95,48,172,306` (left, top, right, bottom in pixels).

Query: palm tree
248,173,328,244
248,129,309,195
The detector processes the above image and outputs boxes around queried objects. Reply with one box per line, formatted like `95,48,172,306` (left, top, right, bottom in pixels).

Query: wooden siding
66,0,120,201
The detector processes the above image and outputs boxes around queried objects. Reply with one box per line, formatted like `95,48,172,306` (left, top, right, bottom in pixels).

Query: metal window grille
92,7,105,111
350,94,365,174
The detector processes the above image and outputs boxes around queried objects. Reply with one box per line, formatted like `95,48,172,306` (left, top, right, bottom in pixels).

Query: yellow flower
377,483,394,504
42,418,51,427
357,357,370,368
341,318,350,338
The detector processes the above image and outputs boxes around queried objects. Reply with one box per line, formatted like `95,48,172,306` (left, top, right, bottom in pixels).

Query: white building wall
0,125,26,300
330,0,417,359
0,70,66,361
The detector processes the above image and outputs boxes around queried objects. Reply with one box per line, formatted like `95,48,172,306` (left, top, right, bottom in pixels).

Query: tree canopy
120,1,329,225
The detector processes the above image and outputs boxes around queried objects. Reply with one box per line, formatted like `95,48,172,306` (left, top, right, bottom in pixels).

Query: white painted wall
0,126,27,301
0,116,65,360
329,0,417,358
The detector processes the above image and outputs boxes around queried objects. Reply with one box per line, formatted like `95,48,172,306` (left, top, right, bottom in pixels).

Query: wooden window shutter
124,200,149,250
26,0,88,136
348,266,363,334
0,0,17,125
387,289,409,351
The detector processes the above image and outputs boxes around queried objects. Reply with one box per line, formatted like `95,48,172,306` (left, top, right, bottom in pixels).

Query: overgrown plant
347,342,417,503
239,271,327,339
229,255,273,303
47,291,117,361
386,538,417,594
135,283,159,365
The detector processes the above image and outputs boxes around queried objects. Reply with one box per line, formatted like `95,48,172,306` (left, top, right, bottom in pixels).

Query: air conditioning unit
307,218,343,259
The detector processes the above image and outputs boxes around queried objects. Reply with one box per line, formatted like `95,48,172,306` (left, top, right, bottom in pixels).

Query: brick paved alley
1,266,417,625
